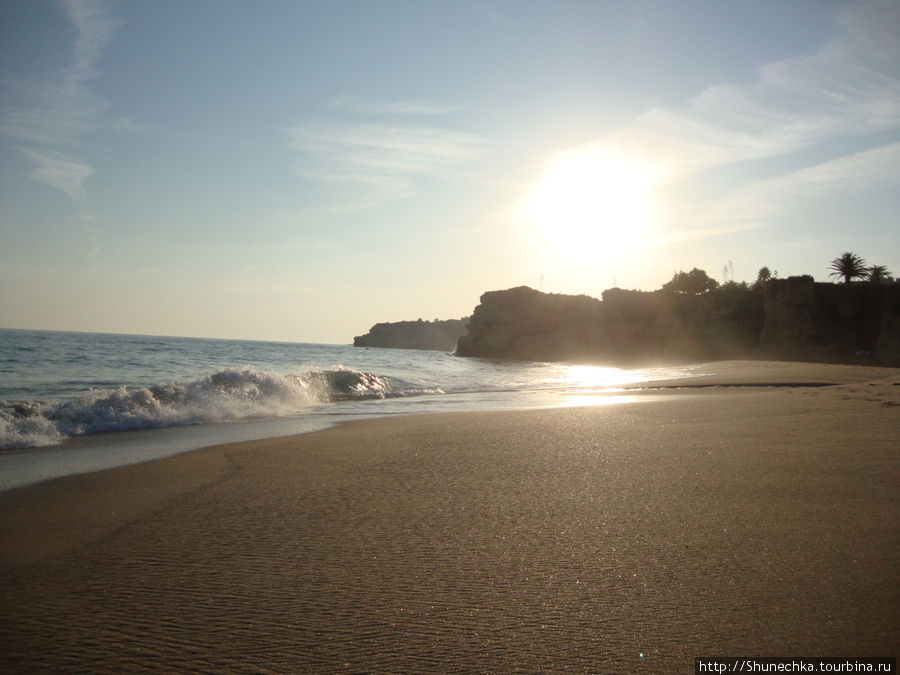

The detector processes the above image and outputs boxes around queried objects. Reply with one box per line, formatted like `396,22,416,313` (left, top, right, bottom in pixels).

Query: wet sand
1,362,897,672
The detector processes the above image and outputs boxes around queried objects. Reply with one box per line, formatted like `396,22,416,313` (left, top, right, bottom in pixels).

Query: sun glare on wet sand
518,147,662,265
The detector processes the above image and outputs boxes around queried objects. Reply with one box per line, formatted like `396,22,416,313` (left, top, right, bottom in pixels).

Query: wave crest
0,367,406,450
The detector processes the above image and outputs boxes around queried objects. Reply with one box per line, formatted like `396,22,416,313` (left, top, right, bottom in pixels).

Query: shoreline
626,358,899,387
8,357,890,495
1,361,898,671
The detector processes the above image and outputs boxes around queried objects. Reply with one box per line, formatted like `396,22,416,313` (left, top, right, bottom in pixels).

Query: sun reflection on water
544,364,653,388
538,364,659,408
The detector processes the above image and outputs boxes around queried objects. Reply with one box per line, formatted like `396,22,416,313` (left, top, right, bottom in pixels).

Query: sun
518,147,660,265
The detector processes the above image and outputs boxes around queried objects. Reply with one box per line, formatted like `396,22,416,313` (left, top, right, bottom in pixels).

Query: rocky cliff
456,279,900,366
354,318,469,352
758,276,900,365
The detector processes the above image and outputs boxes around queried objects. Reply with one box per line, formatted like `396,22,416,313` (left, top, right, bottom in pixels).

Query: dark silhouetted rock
354,318,469,352
456,280,900,366
759,276,900,365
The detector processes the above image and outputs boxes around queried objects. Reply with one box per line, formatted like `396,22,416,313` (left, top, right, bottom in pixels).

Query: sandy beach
1,361,897,673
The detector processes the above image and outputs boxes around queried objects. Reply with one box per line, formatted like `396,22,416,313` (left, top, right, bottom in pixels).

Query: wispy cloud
630,3,895,172
702,142,900,230
473,5,515,28
286,105,487,202
650,223,764,247
0,89,102,146
19,149,94,202
63,0,121,88
328,95,460,116
566,1,900,243
1,0,120,201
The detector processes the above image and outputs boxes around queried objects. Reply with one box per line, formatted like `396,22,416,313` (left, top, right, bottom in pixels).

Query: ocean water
0,329,695,491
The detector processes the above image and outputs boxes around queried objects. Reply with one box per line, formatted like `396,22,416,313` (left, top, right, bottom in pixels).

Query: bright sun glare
519,148,660,265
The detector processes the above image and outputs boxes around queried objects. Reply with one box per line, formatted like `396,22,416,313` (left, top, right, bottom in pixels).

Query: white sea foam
0,367,401,450
0,402,64,449
0,330,696,456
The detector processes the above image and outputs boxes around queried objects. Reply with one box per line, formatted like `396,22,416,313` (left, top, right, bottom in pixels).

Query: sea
0,328,697,492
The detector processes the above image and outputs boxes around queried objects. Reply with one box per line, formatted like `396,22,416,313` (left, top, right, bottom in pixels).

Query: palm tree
828,252,868,284
867,265,891,284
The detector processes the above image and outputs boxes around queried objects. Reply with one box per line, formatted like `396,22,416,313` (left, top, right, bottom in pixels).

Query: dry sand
1,361,897,673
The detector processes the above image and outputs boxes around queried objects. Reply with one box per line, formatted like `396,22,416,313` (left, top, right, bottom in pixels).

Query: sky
1,0,898,343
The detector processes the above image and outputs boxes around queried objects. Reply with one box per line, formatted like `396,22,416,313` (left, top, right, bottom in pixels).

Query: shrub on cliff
661,268,719,294
752,266,773,290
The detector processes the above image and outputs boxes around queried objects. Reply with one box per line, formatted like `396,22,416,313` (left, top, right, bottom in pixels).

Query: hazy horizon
2,0,898,343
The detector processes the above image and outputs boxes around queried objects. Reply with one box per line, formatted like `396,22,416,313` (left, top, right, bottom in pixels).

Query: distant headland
354,318,469,352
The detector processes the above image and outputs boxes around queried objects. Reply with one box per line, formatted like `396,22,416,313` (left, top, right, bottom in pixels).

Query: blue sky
1,0,897,342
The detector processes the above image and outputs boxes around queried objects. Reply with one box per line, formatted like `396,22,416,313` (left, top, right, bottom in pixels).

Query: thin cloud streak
473,5,515,28
20,149,93,202
286,118,487,201
606,1,899,178
650,223,764,248
63,0,121,92
1,0,119,201
328,96,460,116
706,142,900,228
653,142,900,247
547,1,900,248
0,91,102,146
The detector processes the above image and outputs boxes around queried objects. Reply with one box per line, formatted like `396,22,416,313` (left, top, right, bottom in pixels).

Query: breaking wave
0,367,431,450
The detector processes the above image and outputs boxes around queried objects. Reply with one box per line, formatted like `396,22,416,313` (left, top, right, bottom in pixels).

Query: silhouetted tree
828,252,868,284
661,268,718,294
867,265,892,284
752,266,772,290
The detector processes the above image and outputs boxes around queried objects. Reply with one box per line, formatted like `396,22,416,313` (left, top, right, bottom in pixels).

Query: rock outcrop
758,276,900,365
456,279,900,366
354,318,469,352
